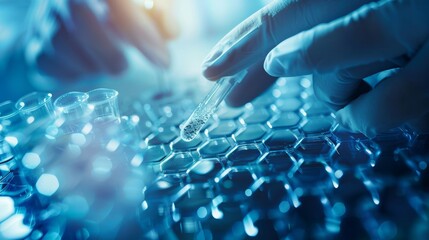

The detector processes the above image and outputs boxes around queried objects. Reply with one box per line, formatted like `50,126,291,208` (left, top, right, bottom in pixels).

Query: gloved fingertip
336,108,377,139
264,52,286,77
335,110,350,129
202,49,223,67
225,97,246,108
201,65,215,80
335,108,361,134
264,39,312,77
201,63,223,81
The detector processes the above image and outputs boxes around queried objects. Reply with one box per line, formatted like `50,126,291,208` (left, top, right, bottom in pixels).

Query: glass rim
54,92,89,111
87,88,118,105
15,92,53,112
0,100,19,120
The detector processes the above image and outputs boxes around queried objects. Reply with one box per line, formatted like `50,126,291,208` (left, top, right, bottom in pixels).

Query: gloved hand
202,0,429,137
29,0,178,81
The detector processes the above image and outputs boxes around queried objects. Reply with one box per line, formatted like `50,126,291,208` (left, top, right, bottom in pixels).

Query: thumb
336,40,429,138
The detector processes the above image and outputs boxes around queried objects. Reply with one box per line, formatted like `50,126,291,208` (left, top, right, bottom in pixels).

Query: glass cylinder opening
0,139,14,165
54,92,90,120
0,101,22,132
87,88,120,124
15,92,55,125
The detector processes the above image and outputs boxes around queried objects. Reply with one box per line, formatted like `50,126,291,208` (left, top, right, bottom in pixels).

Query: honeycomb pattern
1,76,429,239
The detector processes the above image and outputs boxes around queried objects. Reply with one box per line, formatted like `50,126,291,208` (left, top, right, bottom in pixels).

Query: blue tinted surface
1,76,428,239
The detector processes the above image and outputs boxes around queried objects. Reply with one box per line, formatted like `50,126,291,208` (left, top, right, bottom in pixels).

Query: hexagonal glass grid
146,127,178,145
299,101,332,117
207,121,238,138
295,136,335,159
160,152,195,174
187,158,223,183
247,179,288,207
216,107,245,120
143,176,188,202
263,129,300,150
241,109,272,125
331,124,368,142
233,124,267,143
301,116,335,136
142,145,171,164
198,138,233,158
330,141,376,169
275,98,303,113
172,134,203,151
268,112,301,129
258,151,298,174
292,161,338,189
226,144,262,166
217,168,257,196
250,92,277,107
173,184,214,216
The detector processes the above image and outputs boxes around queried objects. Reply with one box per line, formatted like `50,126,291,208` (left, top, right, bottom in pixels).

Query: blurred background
0,0,270,102
2,2,429,240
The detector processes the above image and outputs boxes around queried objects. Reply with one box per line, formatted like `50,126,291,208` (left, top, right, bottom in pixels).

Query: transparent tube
54,92,90,121
15,92,55,125
0,102,18,176
87,88,120,124
0,101,22,133
54,92,91,135
0,138,14,165
180,70,247,142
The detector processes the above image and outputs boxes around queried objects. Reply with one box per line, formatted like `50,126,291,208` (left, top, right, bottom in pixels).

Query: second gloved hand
29,0,178,81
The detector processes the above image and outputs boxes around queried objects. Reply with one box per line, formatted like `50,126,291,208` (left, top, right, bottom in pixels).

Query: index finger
202,0,372,80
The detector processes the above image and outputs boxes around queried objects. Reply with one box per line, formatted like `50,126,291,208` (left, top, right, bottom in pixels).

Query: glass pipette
180,70,248,142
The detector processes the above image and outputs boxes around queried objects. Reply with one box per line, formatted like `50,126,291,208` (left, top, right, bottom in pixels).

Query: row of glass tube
0,88,140,239
0,88,121,137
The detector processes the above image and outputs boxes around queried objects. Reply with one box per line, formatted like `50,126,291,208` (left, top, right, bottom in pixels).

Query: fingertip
335,106,377,139
225,97,246,108
224,62,278,107
263,51,284,77
202,60,242,81
201,64,221,81
335,107,359,134
202,49,223,69
264,31,314,77
335,109,349,128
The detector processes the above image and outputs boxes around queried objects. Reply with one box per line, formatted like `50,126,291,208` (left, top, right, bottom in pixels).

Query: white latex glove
263,0,429,137
202,0,372,106
202,0,429,137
